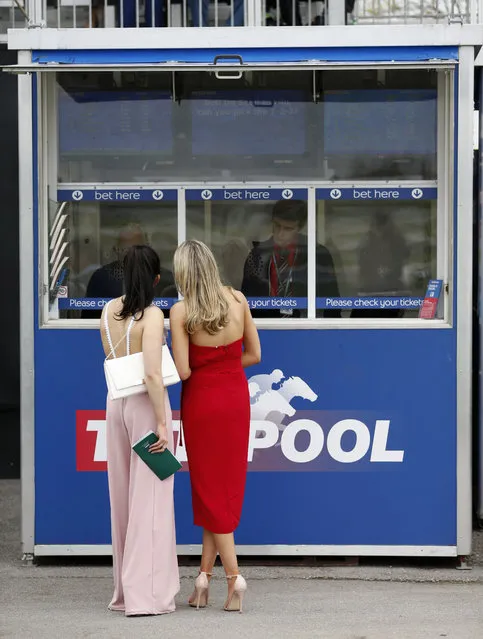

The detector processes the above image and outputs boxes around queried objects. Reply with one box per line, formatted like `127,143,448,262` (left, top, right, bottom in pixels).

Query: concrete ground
1,479,483,639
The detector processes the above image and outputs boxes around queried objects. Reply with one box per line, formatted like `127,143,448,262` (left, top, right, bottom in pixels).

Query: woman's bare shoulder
170,300,186,320
144,304,164,321
224,287,246,305
103,296,123,309
101,297,122,321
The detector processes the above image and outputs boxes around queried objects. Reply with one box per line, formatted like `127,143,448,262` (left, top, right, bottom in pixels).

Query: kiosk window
57,72,175,184
322,88,437,181
47,199,178,320
56,71,320,183
316,198,438,318
56,69,438,183
321,69,438,181
186,196,314,318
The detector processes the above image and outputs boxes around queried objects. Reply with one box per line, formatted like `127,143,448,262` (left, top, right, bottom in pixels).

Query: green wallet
132,430,182,481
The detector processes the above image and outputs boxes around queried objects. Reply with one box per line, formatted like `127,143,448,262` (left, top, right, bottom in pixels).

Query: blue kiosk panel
34,327,456,547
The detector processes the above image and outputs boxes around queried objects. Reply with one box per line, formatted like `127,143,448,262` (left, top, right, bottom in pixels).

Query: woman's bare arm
170,302,192,381
142,307,168,452
239,294,261,368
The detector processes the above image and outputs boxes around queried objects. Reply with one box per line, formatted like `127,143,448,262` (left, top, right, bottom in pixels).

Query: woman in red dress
170,240,261,613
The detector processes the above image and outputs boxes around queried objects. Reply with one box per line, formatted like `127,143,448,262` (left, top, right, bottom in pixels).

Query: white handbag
103,301,181,401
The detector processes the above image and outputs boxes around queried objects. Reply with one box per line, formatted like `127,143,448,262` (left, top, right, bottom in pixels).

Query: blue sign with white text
316,187,437,201
58,296,426,312
318,297,423,310
57,189,178,202
248,297,307,310
419,279,444,319
424,279,443,298
58,298,179,311
186,188,307,201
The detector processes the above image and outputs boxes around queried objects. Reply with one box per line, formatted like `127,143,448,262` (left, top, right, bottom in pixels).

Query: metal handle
213,54,243,65
213,54,244,80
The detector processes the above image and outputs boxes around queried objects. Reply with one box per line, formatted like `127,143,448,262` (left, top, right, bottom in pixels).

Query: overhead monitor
190,89,308,157
59,90,173,154
323,89,437,156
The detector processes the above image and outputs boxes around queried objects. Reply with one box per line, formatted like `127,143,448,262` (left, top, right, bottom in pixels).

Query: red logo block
76,409,183,472
76,410,107,472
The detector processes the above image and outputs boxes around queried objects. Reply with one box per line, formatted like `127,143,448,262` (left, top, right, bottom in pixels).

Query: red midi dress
181,338,250,534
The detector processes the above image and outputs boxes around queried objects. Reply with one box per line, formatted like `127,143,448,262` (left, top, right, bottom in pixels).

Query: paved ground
1,479,483,639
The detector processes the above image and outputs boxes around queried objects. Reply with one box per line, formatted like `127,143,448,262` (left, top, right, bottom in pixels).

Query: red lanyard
269,246,296,296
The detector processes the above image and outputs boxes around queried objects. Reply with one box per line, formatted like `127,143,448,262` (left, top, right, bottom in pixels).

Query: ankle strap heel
190,571,212,610
224,574,247,613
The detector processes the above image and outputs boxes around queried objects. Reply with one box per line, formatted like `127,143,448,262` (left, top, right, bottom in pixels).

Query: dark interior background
0,47,20,478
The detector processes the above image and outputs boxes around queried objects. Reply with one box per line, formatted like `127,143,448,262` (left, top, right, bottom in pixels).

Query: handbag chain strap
104,300,136,361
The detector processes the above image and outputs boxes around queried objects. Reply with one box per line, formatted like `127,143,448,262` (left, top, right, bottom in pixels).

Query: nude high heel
224,575,247,613
190,571,211,610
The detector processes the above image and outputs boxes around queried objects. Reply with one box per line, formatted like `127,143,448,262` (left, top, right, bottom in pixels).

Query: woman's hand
149,424,168,453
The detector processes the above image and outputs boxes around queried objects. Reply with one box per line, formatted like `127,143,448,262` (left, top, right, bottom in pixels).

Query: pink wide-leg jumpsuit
104,303,179,616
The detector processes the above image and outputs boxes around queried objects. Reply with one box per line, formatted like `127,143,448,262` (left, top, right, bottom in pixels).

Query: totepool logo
77,369,404,472
330,189,342,200
246,370,404,468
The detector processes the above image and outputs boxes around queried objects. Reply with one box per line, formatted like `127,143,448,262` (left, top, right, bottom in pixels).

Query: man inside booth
350,209,410,319
241,199,340,318
81,223,176,319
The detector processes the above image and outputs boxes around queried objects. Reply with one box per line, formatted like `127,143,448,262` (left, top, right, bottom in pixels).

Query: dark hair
272,200,307,227
116,245,160,321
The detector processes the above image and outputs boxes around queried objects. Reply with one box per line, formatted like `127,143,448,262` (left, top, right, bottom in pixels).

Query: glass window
49,66,449,325
46,190,440,322
184,71,317,182
320,70,438,181
57,72,174,184
56,69,439,184
47,196,178,320
186,191,312,318
316,196,438,318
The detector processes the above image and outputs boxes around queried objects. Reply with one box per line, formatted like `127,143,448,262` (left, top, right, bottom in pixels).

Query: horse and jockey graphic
248,370,318,434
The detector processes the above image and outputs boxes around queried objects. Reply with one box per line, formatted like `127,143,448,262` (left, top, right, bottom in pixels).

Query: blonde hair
174,240,234,335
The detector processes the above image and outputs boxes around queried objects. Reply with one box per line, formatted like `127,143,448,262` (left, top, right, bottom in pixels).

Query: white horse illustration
277,376,318,405
248,369,319,451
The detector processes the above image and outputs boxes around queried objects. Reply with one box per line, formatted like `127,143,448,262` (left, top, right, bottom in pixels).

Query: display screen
191,89,308,156
59,90,173,154
323,89,437,156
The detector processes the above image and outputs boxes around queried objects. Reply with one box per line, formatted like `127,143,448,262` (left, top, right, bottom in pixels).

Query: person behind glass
241,200,340,318
351,210,409,319
82,224,175,319
100,245,179,616
170,240,261,613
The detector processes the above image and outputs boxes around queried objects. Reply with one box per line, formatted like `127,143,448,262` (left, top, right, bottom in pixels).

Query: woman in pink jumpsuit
100,245,179,616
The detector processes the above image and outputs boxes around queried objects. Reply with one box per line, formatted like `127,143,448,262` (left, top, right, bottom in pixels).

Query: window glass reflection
57,69,438,184
323,88,437,180
49,201,177,320
186,198,340,318
317,200,437,318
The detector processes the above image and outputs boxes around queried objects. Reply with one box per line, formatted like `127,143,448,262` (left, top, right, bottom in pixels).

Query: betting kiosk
7,27,475,559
